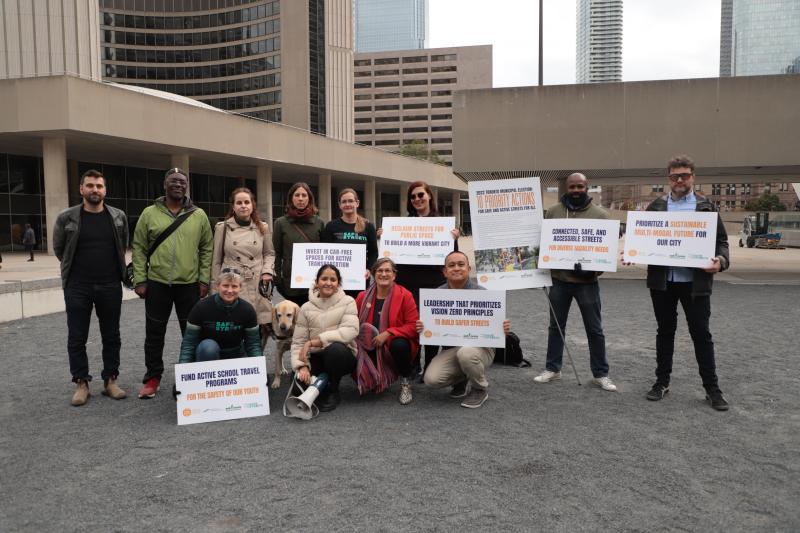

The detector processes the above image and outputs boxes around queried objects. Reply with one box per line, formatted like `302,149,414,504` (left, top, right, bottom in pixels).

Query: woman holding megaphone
290,264,359,412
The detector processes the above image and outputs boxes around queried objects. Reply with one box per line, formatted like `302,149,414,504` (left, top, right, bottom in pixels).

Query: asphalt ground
2,280,799,532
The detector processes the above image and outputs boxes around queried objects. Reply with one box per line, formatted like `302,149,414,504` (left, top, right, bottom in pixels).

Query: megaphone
283,373,329,420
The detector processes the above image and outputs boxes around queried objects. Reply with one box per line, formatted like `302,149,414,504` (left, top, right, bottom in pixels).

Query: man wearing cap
132,168,213,399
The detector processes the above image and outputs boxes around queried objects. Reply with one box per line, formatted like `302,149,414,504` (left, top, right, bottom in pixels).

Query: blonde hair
338,188,367,233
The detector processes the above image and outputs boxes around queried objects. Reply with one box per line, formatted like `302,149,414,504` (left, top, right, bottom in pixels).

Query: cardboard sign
419,289,506,348
176,357,269,426
291,243,367,290
378,217,456,265
539,218,621,272
624,211,718,268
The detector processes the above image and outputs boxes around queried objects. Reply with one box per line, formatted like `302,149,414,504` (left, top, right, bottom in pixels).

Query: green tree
745,192,787,212
395,140,445,164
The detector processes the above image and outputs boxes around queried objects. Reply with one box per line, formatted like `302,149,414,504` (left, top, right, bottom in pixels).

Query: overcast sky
428,0,722,87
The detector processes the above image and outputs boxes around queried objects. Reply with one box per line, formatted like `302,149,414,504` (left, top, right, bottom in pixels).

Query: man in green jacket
132,168,213,398
533,173,617,392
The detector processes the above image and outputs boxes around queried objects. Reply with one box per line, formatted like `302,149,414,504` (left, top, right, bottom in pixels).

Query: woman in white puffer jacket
291,264,359,412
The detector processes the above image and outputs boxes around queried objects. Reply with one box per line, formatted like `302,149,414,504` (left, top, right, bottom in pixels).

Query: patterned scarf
286,205,315,222
355,282,398,394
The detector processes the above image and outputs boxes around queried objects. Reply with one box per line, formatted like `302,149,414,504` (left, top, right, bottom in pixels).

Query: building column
451,191,462,227
256,165,273,227
171,153,191,196
431,186,439,212
399,184,408,215
364,179,377,224
43,137,69,256
318,173,332,222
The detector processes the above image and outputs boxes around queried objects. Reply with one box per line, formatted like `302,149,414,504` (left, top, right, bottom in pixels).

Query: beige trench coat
211,218,275,324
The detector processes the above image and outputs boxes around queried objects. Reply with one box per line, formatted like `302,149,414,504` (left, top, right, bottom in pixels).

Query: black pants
309,342,356,392
650,282,719,391
143,281,199,382
64,281,122,382
369,337,414,378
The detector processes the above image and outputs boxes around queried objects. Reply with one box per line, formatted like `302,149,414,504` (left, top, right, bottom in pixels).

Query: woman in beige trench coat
212,187,275,332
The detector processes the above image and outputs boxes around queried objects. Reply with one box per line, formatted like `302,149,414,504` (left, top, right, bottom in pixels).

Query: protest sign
539,218,621,272
378,217,455,265
175,356,269,426
468,177,551,290
291,243,367,290
418,289,506,348
623,211,718,268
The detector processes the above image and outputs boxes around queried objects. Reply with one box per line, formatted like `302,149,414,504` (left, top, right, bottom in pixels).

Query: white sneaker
593,376,617,392
533,370,561,383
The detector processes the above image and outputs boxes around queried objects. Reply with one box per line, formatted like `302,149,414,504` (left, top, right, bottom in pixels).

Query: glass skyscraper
720,0,800,76
576,0,623,83
355,0,428,53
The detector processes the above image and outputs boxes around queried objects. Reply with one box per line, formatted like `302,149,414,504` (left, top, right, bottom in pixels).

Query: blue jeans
196,339,221,362
545,279,609,377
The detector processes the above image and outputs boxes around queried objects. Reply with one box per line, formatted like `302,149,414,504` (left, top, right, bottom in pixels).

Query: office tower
576,0,623,83
720,0,800,76
355,0,427,53
720,0,733,77
353,45,492,165
99,0,354,141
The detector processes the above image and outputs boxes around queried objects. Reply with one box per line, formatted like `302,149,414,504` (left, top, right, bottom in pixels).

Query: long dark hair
406,180,438,216
226,187,267,235
285,182,318,215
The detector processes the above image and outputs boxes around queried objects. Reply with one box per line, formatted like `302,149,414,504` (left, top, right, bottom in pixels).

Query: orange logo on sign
480,275,488,282
383,251,391,257
182,408,191,417
628,249,638,257
542,255,550,262
424,330,433,338
295,275,303,282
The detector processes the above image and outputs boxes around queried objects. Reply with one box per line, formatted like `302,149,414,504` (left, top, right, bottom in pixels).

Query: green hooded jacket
132,197,213,286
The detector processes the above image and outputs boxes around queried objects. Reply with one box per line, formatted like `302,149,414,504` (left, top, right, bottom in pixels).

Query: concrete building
354,0,427,53
720,0,800,77
98,0,354,141
353,45,492,165
576,0,623,83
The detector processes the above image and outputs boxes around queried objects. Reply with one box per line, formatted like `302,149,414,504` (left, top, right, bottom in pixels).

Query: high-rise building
576,0,623,83
99,0,354,141
354,0,427,53
353,45,492,165
720,0,800,77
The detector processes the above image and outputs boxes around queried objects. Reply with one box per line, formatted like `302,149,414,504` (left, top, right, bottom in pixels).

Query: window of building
431,126,452,132
374,140,399,146
431,65,457,73
374,81,400,88
402,91,428,98
354,59,371,66
374,70,400,76
402,56,427,63
403,127,428,133
354,94,372,100
354,82,371,89
374,104,400,110
431,114,452,120
402,79,427,86
374,57,400,65
375,128,400,134
431,138,451,144
403,115,428,121
355,106,372,112
711,183,721,195
402,68,428,74
431,54,457,62
375,116,399,123
431,78,456,85
374,93,400,100
354,71,372,77
403,103,428,109
355,117,372,123
355,129,373,135
431,102,452,108
431,90,452,97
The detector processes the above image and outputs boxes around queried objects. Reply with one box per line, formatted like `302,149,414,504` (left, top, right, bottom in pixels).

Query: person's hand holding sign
415,320,424,334
704,256,722,273
503,319,511,336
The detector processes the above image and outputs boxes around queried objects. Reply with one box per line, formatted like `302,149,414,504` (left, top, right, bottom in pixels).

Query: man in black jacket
644,155,730,411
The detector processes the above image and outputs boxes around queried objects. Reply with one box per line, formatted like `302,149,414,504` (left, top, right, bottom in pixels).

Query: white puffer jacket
290,287,359,372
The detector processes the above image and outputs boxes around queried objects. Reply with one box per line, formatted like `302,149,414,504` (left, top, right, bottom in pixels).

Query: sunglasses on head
411,192,427,200
221,267,242,276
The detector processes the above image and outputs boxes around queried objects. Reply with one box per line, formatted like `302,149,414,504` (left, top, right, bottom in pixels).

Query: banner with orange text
418,289,506,348
378,217,456,265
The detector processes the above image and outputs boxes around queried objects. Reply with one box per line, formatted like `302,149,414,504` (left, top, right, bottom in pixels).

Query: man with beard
53,169,130,405
533,173,617,392
132,168,213,399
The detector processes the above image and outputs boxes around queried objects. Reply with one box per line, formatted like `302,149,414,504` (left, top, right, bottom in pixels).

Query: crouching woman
291,264,359,412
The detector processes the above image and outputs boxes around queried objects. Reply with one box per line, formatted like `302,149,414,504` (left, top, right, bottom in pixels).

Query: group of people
52,153,730,413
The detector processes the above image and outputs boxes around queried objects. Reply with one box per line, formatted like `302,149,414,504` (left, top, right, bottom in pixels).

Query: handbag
493,332,531,367
125,209,196,289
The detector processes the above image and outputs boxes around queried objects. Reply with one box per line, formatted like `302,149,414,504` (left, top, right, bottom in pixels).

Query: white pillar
451,190,462,227
43,137,69,255
257,165,273,227
364,179,377,224
318,173,332,222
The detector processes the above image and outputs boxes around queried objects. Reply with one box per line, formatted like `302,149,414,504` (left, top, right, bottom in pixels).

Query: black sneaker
646,383,669,401
706,390,729,411
461,387,488,409
448,380,469,399
317,392,341,412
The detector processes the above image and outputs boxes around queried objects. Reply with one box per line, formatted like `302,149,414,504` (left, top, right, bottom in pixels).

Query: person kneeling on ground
417,251,510,409
178,269,262,365
291,264,359,412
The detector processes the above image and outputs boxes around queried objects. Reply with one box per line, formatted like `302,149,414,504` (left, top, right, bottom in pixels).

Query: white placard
419,289,506,348
539,218,621,272
624,211,718,268
176,357,269,426
290,243,367,290
378,217,456,265
468,177,551,290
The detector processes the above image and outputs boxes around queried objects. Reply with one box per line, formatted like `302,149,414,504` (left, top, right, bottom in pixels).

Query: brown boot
102,378,127,400
71,380,90,406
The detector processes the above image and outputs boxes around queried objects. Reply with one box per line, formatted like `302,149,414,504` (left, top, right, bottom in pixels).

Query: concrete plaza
1,272,799,531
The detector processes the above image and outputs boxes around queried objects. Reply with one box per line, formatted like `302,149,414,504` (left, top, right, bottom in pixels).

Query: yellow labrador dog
267,299,300,389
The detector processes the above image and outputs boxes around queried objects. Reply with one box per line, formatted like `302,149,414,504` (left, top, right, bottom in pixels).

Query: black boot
318,391,340,412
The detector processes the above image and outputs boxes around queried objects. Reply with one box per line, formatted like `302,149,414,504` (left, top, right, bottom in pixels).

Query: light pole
538,0,543,86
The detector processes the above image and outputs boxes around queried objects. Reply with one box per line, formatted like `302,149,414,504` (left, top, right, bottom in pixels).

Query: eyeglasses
668,173,693,181
221,267,242,276
411,192,427,200
374,268,395,275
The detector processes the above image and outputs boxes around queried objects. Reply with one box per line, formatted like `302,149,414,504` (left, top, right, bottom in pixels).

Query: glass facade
99,1,283,120
355,0,428,53
724,0,800,76
576,0,623,83
0,154,46,252
308,0,326,135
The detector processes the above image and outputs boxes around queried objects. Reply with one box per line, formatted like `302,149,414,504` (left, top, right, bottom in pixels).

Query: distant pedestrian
53,169,129,406
643,155,730,411
22,224,35,261
132,167,213,399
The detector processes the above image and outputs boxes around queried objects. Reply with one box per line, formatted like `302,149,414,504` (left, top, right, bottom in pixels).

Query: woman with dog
211,187,275,339
291,264,359,412
178,269,262,363
321,188,378,298
355,258,420,405
273,182,325,307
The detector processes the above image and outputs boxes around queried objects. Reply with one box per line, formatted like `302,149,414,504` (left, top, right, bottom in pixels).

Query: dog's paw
280,366,289,376
270,377,282,389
